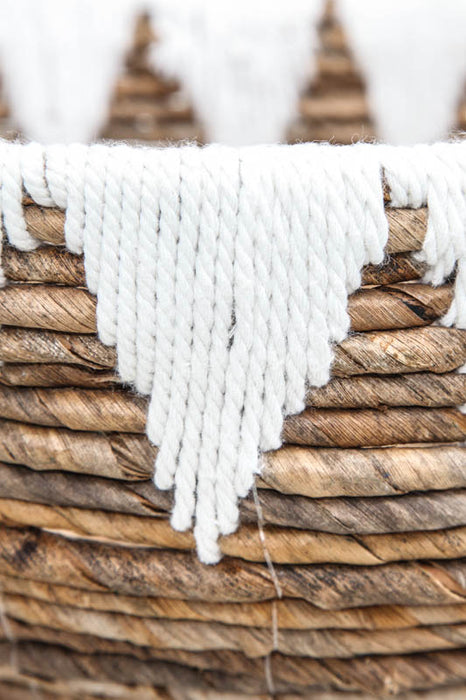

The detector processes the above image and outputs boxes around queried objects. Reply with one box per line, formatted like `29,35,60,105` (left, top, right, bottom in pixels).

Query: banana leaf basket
1,4,466,700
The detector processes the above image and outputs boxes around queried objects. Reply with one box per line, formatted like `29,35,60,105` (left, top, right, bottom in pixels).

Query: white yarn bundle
1,140,466,562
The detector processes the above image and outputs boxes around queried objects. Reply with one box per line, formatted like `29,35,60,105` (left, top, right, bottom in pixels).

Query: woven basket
0,169,466,700
101,7,466,145
57,7,466,144
1,4,466,700
0,3,465,146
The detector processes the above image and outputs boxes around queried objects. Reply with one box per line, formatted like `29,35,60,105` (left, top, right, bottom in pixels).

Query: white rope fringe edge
1,140,466,563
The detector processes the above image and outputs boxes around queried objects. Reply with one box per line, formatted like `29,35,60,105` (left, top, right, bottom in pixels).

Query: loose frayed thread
1,140,466,562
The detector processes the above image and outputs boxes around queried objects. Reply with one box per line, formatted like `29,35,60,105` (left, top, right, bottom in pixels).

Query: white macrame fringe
0,0,465,145
1,140,466,562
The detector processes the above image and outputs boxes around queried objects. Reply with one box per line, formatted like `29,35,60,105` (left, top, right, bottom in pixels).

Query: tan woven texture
1,4,466,700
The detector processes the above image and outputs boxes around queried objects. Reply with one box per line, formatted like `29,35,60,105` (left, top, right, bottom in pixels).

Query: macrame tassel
2,140,466,562
147,0,325,145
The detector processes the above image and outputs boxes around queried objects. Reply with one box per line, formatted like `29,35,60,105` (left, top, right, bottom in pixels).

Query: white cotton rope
336,0,466,145
2,140,466,562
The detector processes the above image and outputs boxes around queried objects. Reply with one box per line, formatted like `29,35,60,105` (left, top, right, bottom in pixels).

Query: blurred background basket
0,2,465,147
